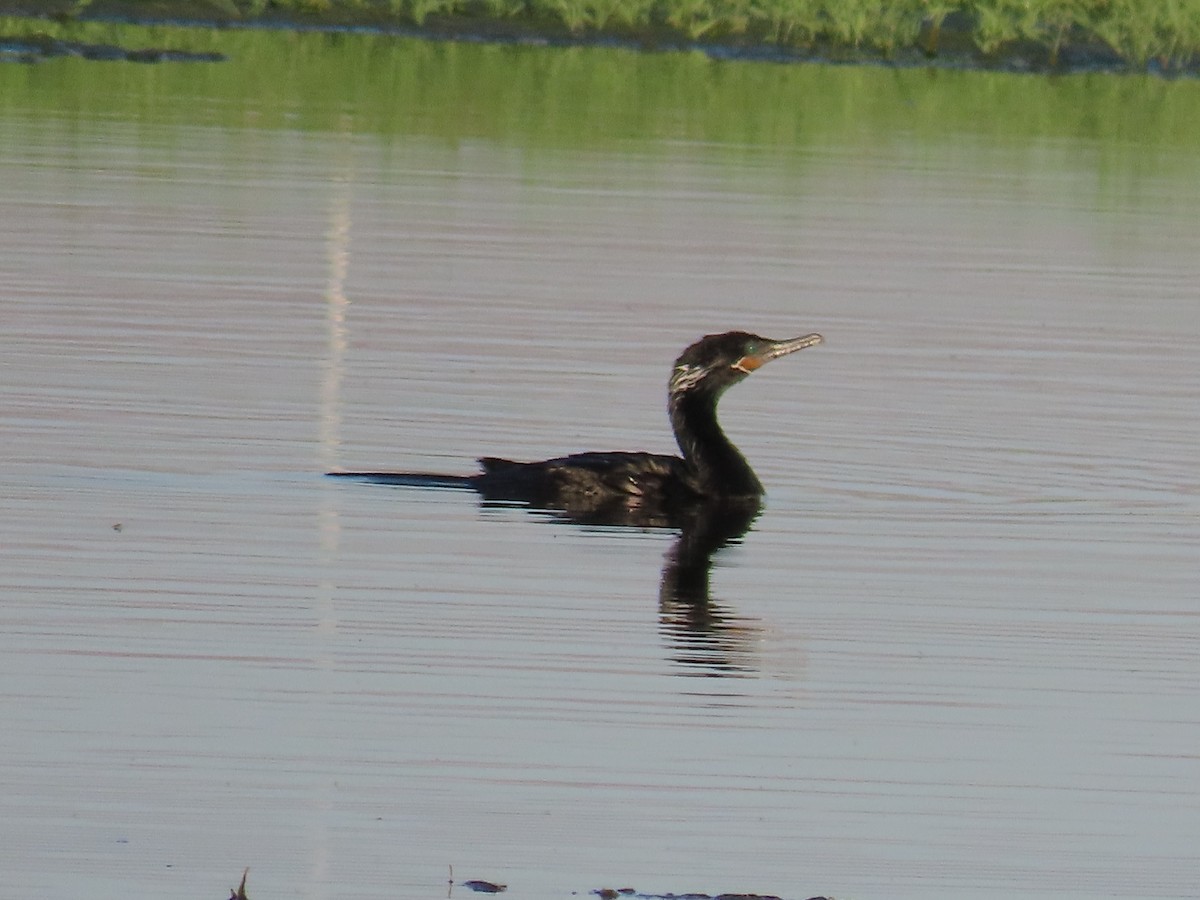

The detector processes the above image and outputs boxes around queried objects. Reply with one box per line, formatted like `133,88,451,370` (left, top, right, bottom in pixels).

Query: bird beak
733,333,823,373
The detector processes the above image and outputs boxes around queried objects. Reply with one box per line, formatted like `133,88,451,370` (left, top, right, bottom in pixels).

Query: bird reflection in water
330,331,823,675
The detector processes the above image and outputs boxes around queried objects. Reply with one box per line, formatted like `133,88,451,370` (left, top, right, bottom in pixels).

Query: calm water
3,24,1200,900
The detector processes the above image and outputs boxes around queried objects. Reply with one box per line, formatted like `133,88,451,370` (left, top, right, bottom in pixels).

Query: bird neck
669,389,763,497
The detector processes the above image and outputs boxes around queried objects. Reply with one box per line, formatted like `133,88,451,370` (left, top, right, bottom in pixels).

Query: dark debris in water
462,880,508,893
0,31,226,62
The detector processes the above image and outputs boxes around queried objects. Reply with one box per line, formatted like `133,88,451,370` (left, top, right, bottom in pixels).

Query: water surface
3,26,1200,900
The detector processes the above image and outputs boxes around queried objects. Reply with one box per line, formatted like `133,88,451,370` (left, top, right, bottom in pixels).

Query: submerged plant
228,869,249,900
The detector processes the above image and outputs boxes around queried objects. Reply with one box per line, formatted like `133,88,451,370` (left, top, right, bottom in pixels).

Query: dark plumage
469,330,823,513
329,330,822,524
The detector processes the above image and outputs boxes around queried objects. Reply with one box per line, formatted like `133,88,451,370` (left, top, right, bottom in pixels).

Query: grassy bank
6,0,1200,72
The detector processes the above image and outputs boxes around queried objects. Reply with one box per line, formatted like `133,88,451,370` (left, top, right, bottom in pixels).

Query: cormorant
329,330,823,522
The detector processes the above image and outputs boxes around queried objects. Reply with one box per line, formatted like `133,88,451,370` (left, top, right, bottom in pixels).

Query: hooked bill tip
780,332,823,350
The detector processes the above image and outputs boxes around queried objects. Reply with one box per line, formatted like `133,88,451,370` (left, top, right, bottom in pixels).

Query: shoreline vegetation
3,0,1200,75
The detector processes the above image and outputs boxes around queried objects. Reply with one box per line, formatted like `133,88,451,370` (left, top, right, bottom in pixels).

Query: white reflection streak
314,133,354,900
319,171,350,565
319,187,350,477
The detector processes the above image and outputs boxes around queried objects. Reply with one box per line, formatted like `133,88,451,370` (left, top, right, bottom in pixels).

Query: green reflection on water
3,19,1199,160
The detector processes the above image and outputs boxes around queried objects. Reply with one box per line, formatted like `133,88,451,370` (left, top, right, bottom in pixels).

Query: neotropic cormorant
330,330,823,522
